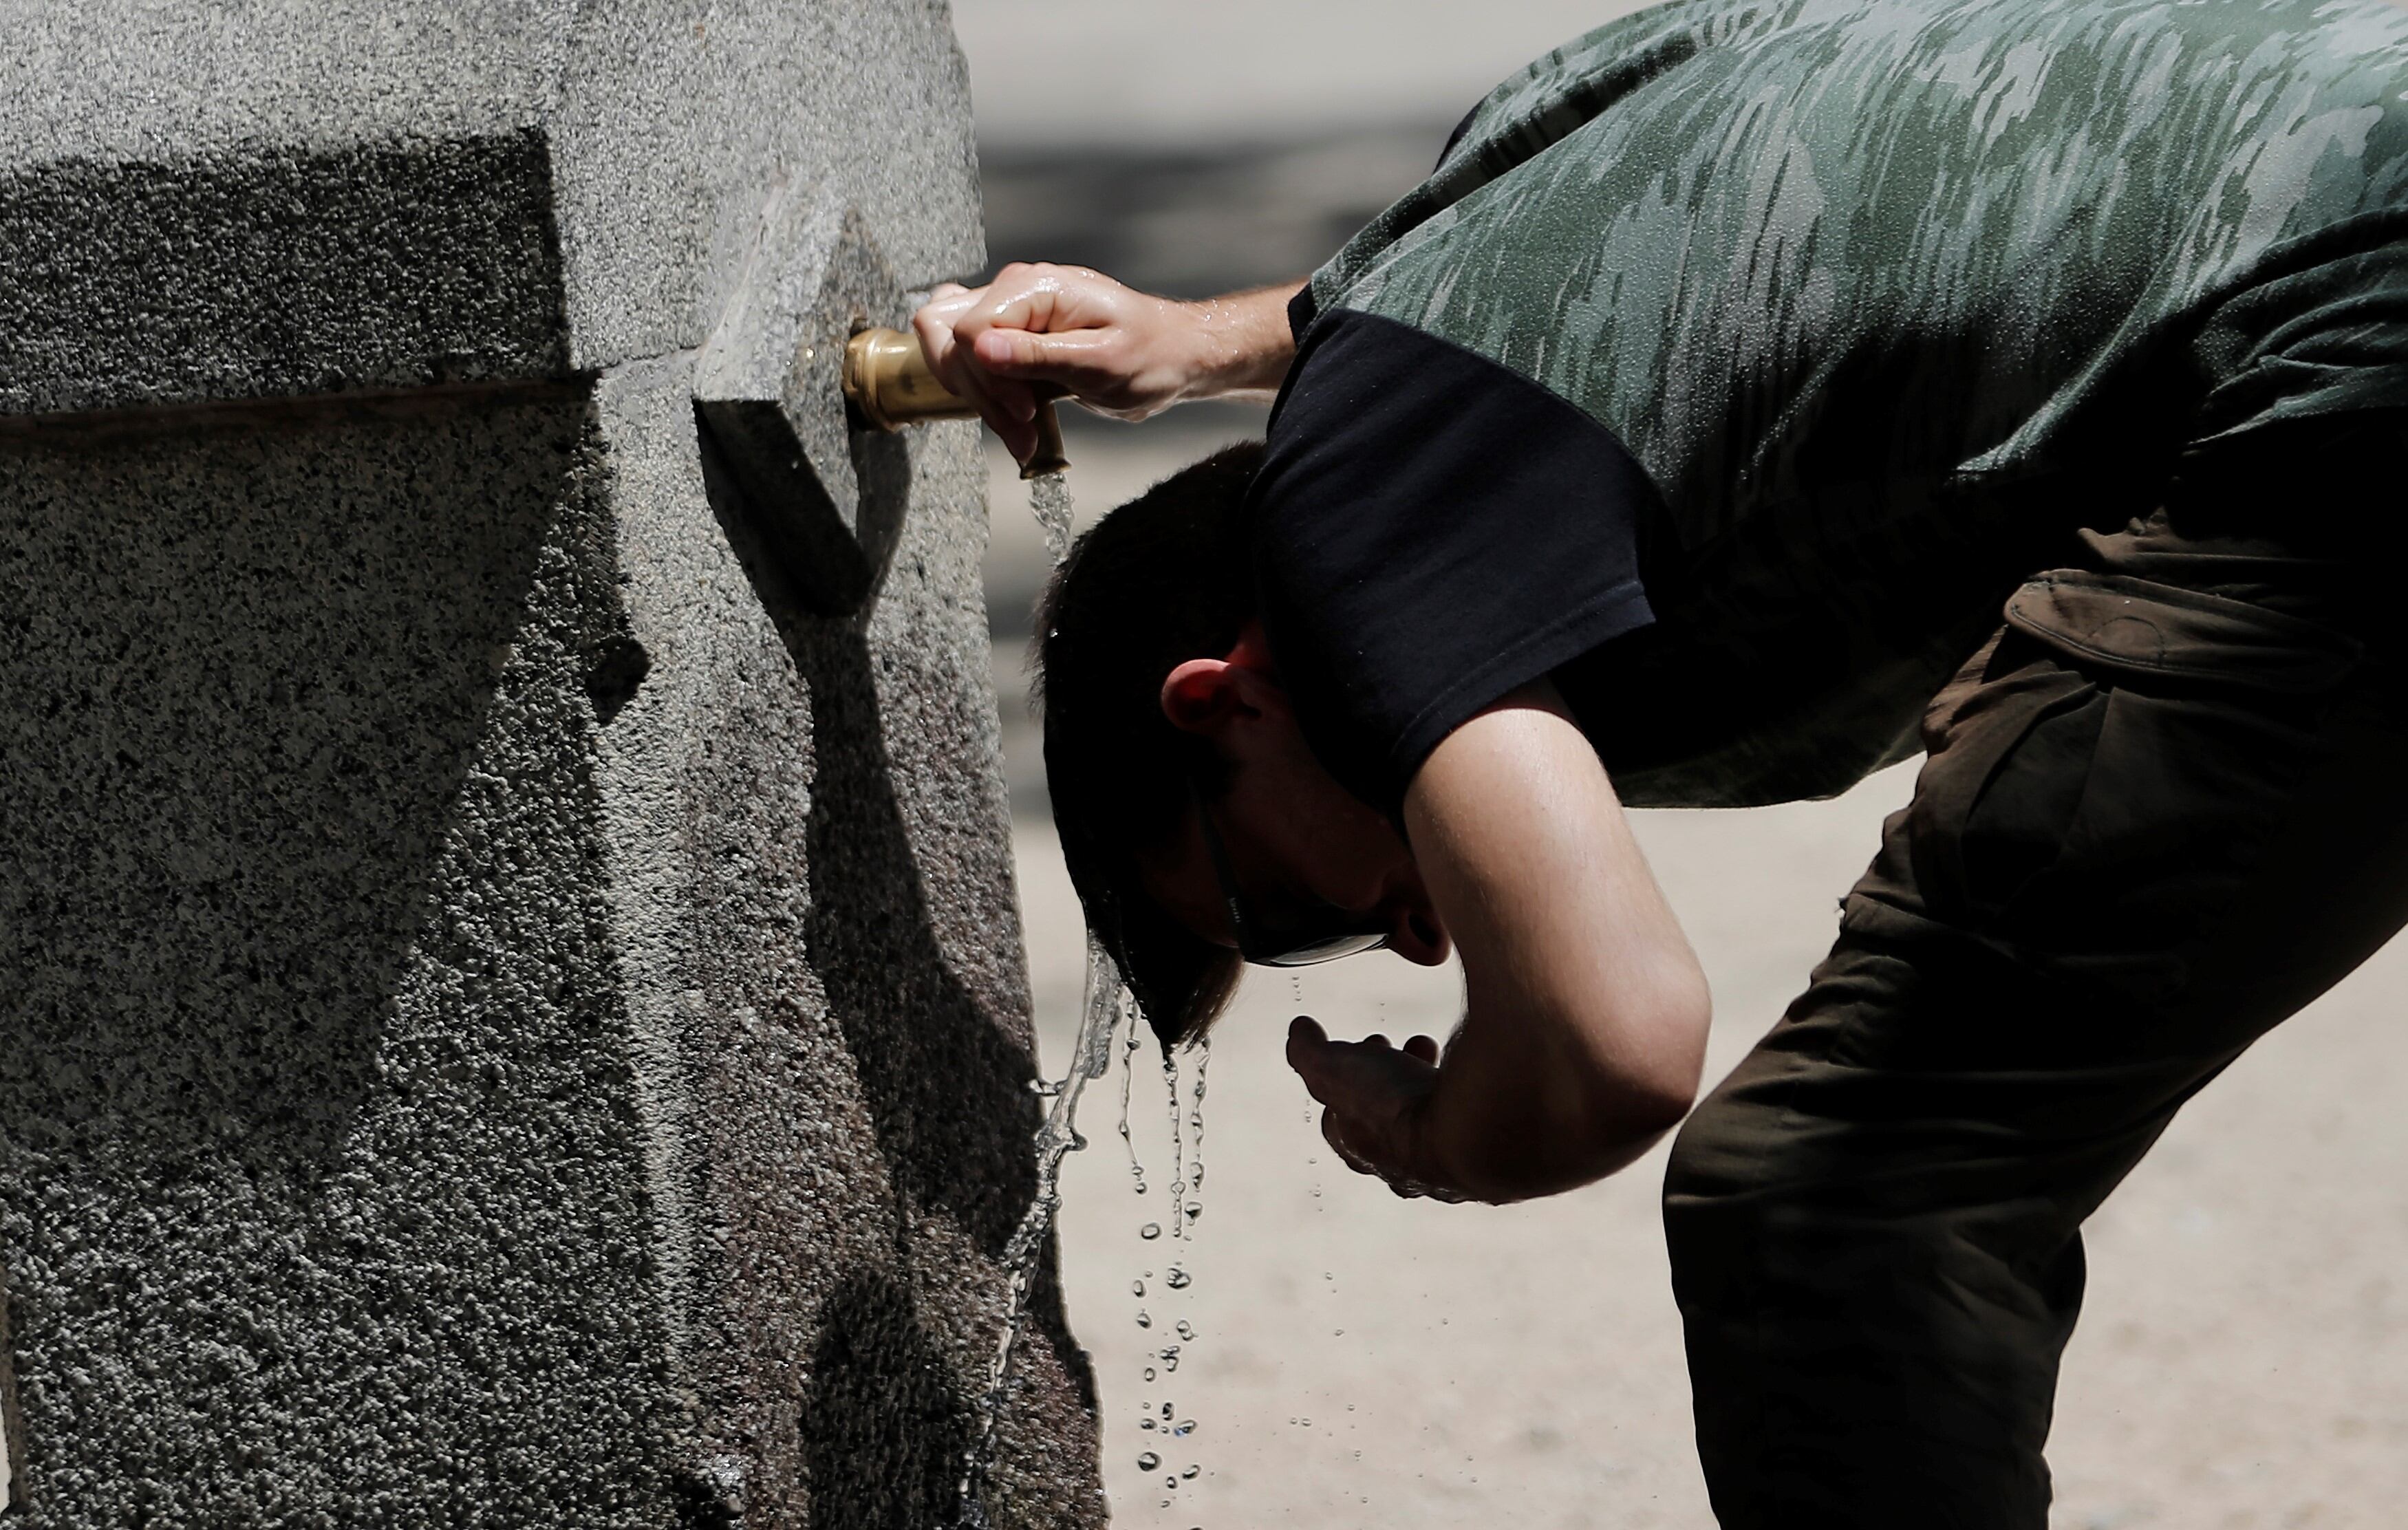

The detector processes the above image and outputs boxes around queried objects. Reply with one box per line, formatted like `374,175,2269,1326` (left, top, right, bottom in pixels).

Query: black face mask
1189,775,1391,967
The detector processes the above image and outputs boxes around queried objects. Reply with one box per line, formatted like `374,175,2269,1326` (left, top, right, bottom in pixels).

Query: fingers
910,261,1184,434
1291,1019,1377,1172
969,325,1130,396
910,294,1038,460
1285,1015,1338,1102
1286,1017,1432,1112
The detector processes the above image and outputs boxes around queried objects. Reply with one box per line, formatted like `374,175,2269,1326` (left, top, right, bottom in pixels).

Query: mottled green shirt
1289,0,2408,807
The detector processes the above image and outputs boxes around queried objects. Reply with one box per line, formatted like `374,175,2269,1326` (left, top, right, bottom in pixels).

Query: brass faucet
841,327,1069,480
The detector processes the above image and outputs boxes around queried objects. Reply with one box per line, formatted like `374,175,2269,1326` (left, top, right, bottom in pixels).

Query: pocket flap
2003,570,2361,693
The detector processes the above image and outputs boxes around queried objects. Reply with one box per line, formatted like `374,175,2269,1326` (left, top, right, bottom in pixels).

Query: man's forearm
1183,281,1304,401
1412,979,1701,1203
1398,683,1712,1204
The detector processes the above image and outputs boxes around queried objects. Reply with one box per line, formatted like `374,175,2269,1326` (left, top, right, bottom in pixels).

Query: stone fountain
0,2,1102,1524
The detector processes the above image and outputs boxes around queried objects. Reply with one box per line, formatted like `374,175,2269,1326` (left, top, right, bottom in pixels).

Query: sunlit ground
987,427,2408,1529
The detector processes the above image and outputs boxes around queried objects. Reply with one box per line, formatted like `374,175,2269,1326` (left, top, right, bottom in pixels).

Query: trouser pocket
1895,569,2363,1007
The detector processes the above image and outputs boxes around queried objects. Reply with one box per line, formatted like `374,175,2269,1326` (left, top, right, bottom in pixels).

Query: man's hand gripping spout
911,263,1301,462
1285,1017,1473,1203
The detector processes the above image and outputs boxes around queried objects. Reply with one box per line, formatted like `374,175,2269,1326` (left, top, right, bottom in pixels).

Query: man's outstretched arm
912,265,1301,460
1289,681,1712,1204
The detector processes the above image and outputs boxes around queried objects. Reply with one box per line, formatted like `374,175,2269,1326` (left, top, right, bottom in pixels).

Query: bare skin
916,265,1711,1204
912,264,1300,459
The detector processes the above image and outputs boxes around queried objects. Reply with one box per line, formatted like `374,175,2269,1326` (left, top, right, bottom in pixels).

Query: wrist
1397,1081,1496,1203
1179,282,1301,400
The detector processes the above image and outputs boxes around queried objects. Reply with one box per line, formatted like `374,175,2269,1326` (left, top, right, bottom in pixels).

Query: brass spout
841,327,1068,480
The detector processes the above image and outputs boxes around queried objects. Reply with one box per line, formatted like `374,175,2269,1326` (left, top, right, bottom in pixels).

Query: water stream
958,932,1126,1527
954,468,1097,1524
1029,470,1077,566
960,468,1215,1524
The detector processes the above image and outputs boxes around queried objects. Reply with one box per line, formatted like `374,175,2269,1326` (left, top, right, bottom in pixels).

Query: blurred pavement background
951,3,2408,1524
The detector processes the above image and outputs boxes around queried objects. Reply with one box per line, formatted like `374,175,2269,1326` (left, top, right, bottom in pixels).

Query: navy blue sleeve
1247,308,1663,817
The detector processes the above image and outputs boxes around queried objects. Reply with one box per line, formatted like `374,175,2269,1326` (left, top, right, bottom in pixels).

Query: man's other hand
1285,1017,1471,1202
911,266,1300,463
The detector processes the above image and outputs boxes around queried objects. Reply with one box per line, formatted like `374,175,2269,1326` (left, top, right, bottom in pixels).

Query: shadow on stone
698,424,1040,1258
799,1269,973,1530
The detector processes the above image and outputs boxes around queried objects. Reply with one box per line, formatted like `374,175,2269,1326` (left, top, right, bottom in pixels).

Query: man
918,0,2408,1521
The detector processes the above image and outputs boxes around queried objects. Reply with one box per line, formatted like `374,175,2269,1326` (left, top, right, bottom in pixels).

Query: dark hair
1034,441,1265,1049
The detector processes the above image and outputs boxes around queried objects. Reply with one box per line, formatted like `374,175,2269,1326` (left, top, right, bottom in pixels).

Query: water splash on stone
956,933,1124,1527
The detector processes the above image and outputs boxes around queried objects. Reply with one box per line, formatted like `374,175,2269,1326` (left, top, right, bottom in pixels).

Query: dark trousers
1663,416,2408,1526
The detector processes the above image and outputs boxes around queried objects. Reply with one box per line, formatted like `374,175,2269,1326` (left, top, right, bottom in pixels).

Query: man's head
1035,442,1448,1050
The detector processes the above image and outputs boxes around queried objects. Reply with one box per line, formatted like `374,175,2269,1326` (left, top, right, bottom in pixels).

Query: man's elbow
1580,971,1712,1154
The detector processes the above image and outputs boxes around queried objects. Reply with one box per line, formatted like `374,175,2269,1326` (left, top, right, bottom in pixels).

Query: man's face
1136,640,1450,969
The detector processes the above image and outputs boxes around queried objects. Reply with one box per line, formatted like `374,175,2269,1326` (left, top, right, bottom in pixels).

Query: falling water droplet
1136,1451,1161,1472
1140,1222,1161,1240
1161,1403,1174,1419
1174,1320,1194,1340
1164,1267,1191,1290
1139,1417,1157,1432
1135,1310,1151,1328
1143,1367,1156,1382
1173,1419,1197,1437
1131,1280,1146,1297
1183,1465,1199,1480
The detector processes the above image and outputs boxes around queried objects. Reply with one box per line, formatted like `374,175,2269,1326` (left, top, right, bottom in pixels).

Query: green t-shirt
1285,0,2408,807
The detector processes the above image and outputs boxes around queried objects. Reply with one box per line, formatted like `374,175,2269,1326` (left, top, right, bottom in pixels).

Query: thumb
973,326,1116,387
1284,1015,1336,1097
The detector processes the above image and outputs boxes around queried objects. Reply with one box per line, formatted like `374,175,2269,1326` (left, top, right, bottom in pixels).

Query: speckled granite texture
0,3,1101,1525
0,0,985,415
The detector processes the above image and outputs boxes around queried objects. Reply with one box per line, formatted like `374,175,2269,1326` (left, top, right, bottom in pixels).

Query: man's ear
1160,658,1247,735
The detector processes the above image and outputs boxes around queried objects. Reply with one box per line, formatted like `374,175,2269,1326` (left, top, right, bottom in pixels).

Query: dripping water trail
1162,1046,1187,1240
1119,997,1147,1200
957,935,1124,1527
1186,1039,1210,1231
956,466,1093,1526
